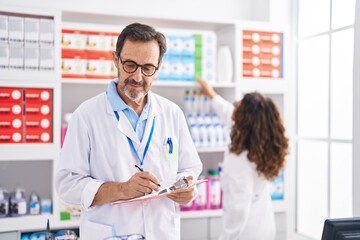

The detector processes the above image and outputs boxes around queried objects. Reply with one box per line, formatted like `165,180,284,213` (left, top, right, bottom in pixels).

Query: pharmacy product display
242,30,283,78
184,89,230,148
0,87,53,144
0,6,289,238
0,13,54,71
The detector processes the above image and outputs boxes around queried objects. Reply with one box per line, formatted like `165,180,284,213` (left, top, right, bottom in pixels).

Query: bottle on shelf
29,192,41,215
61,113,72,147
207,169,221,209
0,187,9,218
194,172,207,210
9,187,27,217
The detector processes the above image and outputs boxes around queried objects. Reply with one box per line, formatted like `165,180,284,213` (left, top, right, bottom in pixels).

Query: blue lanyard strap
114,111,155,166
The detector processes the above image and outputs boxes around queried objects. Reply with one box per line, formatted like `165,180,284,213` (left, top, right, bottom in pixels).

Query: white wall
0,0,271,21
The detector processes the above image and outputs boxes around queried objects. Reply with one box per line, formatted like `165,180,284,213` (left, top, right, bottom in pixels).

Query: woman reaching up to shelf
197,78,289,240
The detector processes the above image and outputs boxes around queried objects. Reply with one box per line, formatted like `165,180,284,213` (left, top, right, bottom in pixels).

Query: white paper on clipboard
111,179,208,205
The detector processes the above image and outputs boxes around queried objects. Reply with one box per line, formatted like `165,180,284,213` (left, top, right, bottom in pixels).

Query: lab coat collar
111,89,163,145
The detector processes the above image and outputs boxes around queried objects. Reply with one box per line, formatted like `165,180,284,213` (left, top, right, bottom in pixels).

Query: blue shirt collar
106,79,152,113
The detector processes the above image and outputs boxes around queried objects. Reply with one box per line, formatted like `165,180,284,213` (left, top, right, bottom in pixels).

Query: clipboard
111,179,208,205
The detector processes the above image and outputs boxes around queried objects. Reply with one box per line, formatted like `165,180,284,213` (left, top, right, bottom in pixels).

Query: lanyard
114,111,155,166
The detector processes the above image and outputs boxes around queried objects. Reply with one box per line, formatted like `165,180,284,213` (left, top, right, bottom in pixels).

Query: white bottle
203,96,211,115
203,113,212,125
184,89,192,115
186,114,195,126
217,45,233,83
215,123,224,146
190,124,200,147
192,89,199,115
199,124,208,147
207,124,217,147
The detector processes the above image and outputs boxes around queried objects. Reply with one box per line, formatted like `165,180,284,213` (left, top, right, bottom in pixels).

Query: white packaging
199,124,208,147
24,45,39,71
0,15,8,43
8,16,24,45
182,56,195,81
86,59,113,77
189,124,200,147
61,57,87,76
202,58,216,82
182,35,195,57
202,31,217,46
168,35,183,56
215,123,224,146
0,44,9,69
39,46,54,71
39,19,54,45
86,33,112,51
62,31,87,50
217,45,233,83
169,55,182,80
157,54,171,80
24,17,39,45
9,45,23,70
202,45,216,59
207,124,217,147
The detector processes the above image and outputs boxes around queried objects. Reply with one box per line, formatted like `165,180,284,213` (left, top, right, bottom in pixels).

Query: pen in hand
134,165,161,187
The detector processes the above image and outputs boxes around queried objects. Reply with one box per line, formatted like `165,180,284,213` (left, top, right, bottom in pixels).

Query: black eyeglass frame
118,56,159,77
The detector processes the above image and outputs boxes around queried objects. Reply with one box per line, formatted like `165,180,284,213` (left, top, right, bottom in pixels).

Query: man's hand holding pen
122,165,161,199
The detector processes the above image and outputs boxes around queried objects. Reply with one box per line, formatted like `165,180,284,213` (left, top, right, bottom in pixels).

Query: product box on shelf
24,46,39,71
61,49,87,78
8,16,24,45
61,29,87,50
0,15,8,43
86,51,113,79
9,45,24,70
242,30,283,79
24,17,40,45
39,18,54,45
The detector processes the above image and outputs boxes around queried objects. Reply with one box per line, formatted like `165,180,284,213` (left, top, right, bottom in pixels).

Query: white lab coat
211,95,276,240
55,89,202,240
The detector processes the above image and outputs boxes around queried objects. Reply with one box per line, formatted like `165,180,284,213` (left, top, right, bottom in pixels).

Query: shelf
61,78,111,85
238,78,289,94
0,215,79,232
180,209,222,219
0,70,59,85
62,11,234,32
0,144,59,161
180,200,286,219
61,78,236,88
197,146,227,153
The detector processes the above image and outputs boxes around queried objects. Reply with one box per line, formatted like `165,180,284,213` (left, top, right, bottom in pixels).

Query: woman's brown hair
229,92,289,180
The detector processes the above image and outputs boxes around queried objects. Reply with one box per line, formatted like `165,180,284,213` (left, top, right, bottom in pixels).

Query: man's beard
120,79,148,101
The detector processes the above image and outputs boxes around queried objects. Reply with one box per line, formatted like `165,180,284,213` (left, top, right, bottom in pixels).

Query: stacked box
61,29,119,79
0,13,54,72
242,30,283,78
24,88,53,143
0,88,24,143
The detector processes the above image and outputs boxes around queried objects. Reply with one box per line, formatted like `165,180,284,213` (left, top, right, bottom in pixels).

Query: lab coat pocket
163,136,179,162
82,220,112,240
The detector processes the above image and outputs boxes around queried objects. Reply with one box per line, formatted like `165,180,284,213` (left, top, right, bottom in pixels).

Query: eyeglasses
118,56,158,77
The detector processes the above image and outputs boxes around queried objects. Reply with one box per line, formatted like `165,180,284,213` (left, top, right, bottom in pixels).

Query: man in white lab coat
56,23,202,240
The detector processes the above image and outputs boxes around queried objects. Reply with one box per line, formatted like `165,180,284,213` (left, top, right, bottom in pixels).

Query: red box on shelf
25,102,52,116
0,102,23,116
0,115,23,130
25,128,52,143
0,87,23,103
25,115,52,131
24,88,53,103
0,128,23,143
